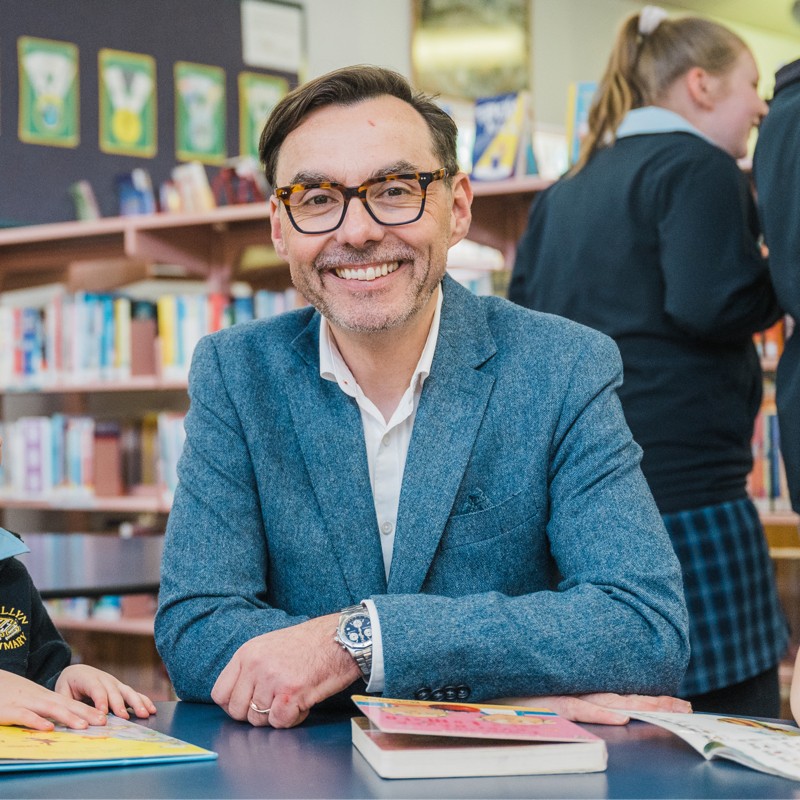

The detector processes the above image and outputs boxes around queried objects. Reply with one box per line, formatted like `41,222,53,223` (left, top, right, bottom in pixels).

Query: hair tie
638,5,668,35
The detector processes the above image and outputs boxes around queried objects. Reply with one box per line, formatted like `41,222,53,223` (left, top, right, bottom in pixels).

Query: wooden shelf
0,203,274,292
0,182,553,290
761,511,800,528
0,493,171,513
467,176,553,269
51,615,155,636
1,376,188,395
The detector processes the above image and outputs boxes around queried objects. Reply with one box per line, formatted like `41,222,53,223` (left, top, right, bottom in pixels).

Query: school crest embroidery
0,607,28,650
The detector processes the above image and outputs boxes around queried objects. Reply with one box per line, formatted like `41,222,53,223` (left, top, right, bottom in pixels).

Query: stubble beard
297,246,445,334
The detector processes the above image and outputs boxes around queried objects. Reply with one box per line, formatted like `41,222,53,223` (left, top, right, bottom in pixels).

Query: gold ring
250,702,271,714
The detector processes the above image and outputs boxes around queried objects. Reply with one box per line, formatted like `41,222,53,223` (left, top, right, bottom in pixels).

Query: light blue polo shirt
0,527,29,559
616,106,712,142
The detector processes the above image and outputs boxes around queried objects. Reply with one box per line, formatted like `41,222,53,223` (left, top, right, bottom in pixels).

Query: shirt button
380,521,394,535
381,434,390,447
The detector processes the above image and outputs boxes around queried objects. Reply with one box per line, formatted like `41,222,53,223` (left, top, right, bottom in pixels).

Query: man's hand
495,693,692,725
211,613,361,729
0,670,108,731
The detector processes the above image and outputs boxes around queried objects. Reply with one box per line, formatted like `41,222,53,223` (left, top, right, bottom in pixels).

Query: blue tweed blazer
156,276,689,702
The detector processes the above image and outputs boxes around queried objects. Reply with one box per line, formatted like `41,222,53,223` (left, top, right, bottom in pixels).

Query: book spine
157,295,178,380
114,295,132,380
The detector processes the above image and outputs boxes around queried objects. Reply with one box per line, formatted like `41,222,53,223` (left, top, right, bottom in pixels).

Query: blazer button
414,687,431,701
431,689,445,701
444,687,457,701
456,685,470,700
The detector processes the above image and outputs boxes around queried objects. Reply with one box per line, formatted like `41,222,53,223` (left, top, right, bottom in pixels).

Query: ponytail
571,10,747,174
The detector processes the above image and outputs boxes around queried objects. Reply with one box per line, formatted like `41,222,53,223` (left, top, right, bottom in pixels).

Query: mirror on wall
411,0,530,99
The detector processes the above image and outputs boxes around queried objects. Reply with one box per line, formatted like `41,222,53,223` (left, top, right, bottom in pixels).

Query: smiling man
155,65,690,730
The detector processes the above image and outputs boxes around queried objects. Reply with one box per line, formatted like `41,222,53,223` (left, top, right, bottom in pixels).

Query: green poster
99,48,157,157
175,62,226,164
18,36,79,148
238,72,288,159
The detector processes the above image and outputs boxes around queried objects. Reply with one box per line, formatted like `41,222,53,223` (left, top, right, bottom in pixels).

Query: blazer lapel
286,316,387,599
388,278,497,594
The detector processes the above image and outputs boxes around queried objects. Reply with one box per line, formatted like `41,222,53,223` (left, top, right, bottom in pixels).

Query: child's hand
0,670,107,731
55,665,157,720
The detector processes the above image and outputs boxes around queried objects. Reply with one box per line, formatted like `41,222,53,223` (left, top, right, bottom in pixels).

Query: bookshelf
0,206,281,701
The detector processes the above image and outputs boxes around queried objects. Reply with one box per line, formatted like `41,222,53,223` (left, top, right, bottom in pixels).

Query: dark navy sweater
510,132,779,513
0,556,71,688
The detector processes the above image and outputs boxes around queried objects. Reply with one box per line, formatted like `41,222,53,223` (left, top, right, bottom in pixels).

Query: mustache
314,246,417,270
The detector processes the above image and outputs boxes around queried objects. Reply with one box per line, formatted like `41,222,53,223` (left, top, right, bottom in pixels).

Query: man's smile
333,261,401,281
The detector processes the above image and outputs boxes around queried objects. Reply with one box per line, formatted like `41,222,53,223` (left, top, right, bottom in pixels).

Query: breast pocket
425,487,549,597
439,488,544,551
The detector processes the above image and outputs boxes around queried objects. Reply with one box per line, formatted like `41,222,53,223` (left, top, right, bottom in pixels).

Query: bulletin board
0,0,302,226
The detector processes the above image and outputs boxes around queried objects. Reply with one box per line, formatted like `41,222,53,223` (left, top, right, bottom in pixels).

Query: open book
623,710,800,781
350,695,606,779
0,714,217,772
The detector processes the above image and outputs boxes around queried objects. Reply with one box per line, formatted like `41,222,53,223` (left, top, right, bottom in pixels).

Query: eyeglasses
274,168,449,234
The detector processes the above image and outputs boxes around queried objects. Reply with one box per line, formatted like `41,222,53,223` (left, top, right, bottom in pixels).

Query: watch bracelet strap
353,649,372,679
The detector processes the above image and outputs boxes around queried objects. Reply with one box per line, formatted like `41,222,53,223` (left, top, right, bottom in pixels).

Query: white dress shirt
319,285,443,692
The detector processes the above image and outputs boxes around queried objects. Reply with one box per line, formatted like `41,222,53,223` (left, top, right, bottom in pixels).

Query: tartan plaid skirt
663,498,790,696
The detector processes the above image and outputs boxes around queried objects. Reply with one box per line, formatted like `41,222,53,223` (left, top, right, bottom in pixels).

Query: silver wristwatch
335,603,373,680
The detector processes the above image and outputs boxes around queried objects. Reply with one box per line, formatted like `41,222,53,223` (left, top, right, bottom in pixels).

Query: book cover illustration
0,714,217,772
351,695,600,742
471,92,534,182
623,710,800,781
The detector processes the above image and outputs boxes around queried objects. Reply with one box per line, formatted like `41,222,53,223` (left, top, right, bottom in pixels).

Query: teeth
334,262,399,281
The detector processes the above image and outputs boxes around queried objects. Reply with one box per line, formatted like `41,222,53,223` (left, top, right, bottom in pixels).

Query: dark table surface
4,701,800,799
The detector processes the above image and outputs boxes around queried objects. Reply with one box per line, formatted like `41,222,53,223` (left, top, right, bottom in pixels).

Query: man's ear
685,66,717,111
448,172,473,248
269,196,290,261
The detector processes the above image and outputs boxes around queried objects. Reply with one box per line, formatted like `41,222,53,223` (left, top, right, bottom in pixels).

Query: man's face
269,95,471,335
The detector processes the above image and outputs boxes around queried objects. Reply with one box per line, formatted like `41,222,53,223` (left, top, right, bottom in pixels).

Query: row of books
749,381,792,513
0,412,186,503
439,83,594,183
0,286,304,388
43,595,127,622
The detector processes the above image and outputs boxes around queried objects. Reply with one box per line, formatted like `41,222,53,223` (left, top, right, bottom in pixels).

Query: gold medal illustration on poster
18,36,80,148
175,61,227,165
238,72,288,160
99,48,157,157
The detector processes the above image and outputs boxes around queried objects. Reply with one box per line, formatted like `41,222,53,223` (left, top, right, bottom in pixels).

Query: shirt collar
0,528,29,560
616,106,712,144
320,283,443,397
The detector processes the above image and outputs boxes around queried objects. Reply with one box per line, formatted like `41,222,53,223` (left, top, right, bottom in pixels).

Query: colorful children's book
0,714,217,772
620,711,800,782
471,91,536,182
350,695,606,779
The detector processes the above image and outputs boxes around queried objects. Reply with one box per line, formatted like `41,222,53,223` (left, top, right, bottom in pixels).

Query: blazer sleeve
155,335,311,701
371,332,690,701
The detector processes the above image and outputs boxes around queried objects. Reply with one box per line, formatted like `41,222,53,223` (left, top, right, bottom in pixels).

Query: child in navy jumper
0,435,156,731
509,6,786,716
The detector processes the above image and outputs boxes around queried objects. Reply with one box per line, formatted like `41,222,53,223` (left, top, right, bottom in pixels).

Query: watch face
342,613,372,650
